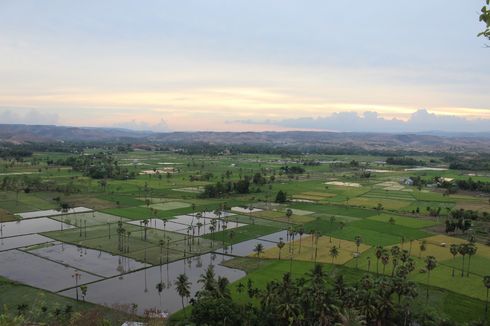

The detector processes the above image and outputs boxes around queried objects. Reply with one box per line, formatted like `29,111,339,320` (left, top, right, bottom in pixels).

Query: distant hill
0,124,151,143
0,124,489,153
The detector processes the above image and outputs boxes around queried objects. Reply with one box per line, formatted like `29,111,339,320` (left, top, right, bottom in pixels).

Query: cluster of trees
0,175,80,197
59,153,135,180
0,148,33,161
446,155,490,171
386,157,425,166
280,165,305,174
200,172,274,198
445,208,481,234
201,178,251,198
452,178,490,194
175,258,468,326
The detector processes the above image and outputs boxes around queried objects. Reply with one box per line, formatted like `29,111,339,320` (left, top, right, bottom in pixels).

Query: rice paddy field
0,150,489,324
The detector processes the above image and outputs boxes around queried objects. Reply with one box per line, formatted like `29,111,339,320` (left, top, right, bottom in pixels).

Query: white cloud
238,109,490,133
0,109,59,125
112,118,170,132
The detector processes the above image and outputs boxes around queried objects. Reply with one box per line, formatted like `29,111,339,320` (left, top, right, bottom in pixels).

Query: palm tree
381,250,390,275
298,227,304,254
221,223,228,247
159,239,164,264
254,243,264,258
354,236,362,253
155,281,165,310
449,244,458,277
228,229,235,252
354,236,362,269
209,224,216,248
277,238,285,260
375,246,383,275
458,244,468,277
484,275,490,317
286,208,293,224
175,273,191,315
338,308,366,326
142,219,149,241
425,255,437,302
466,243,477,277
162,218,168,237
329,245,339,264
390,245,400,276
126,231,131,253
419,240,427,258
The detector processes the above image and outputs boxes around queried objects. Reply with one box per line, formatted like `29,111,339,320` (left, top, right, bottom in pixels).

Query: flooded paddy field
0,249,101,291
59,253,245,315
0,218,74,238
51,211,128,227
29,242,148,277
0,234,54,251
16,207,92,219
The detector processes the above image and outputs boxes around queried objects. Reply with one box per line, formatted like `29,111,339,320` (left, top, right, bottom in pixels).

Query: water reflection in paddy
30,242,148,277
0,250,101,291
0,234,53,251
59,253,245,315
0,218,73,238
214,238,277,257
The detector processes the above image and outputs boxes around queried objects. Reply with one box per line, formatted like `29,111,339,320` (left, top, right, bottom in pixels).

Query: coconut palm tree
466,243,477,277
449,244,459,277
277,238,285,260
175,274,191,315
338,308,366,326
484,275,490,317
254,243,264,258
425,255,437,302
329,245,339,264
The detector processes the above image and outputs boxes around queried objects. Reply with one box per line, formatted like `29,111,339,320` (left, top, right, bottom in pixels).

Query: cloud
112,118,170,132
237,109,490,133
0,109,59,125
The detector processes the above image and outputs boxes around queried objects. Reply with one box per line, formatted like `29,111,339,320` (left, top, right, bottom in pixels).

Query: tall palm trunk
461,255,465,277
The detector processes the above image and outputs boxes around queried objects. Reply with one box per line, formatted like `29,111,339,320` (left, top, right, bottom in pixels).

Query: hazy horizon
1,1,489,132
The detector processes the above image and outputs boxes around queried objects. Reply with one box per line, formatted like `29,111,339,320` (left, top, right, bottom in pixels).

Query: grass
203,224,282,244
324,219,431,247
409,261,489,301
42,223,216,265
328,226,405,246
348,197,412,210
289,203,377,218
367,213,439,229
260,235,371,264
51,211,128,227
0,276,130,324
250,210,314,224
149,201,191,211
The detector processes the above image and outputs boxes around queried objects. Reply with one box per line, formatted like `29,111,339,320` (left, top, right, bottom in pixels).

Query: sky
0,0,489,132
